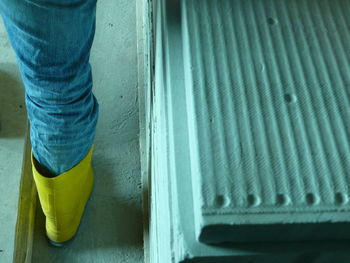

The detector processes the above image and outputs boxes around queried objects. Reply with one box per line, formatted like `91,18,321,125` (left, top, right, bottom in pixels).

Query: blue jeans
0,0,99,175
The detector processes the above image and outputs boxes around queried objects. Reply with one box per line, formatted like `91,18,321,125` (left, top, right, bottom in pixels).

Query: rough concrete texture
0,18,27,263
183,0,350,244
150,0,350,262
31,0,144,262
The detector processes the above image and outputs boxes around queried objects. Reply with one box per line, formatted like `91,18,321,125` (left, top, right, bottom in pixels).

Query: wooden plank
12,125,37,263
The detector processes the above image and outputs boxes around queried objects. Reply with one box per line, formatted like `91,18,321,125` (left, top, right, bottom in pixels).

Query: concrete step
149,0,350,262
184,0,350,244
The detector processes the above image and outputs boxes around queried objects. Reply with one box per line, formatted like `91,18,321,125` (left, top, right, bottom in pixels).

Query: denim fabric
0,0,99,175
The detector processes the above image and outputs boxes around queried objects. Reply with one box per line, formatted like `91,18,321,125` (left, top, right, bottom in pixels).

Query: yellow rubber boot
31,147,94,246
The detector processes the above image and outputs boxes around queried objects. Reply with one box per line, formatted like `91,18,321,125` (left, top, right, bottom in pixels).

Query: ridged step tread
182,0,350,244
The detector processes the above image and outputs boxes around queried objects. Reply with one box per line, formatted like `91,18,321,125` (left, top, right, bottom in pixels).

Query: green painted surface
0,18,27,263
183,0,350,244
150,0,350,262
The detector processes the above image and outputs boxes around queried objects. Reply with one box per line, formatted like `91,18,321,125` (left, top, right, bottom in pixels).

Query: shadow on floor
0,63,26,138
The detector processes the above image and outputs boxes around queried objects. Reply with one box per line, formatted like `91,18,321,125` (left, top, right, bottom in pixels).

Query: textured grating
182,0,350,243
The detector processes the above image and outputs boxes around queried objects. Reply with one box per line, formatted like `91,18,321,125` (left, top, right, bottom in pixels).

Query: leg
0,0,99,245
0,0,99,176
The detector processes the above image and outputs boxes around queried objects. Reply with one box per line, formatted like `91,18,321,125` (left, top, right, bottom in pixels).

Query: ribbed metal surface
182,0,350,243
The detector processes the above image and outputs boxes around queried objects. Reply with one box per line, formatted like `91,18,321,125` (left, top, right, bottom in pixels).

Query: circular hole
306,193,319,205
284,93,297,103
276,193,290,206
215,195,230,207
335,192,348,205
267,18,277,25
247,194,261,207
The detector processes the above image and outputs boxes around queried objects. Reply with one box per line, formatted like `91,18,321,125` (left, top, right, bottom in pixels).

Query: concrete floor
1,0,144,262
0,18,27,263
